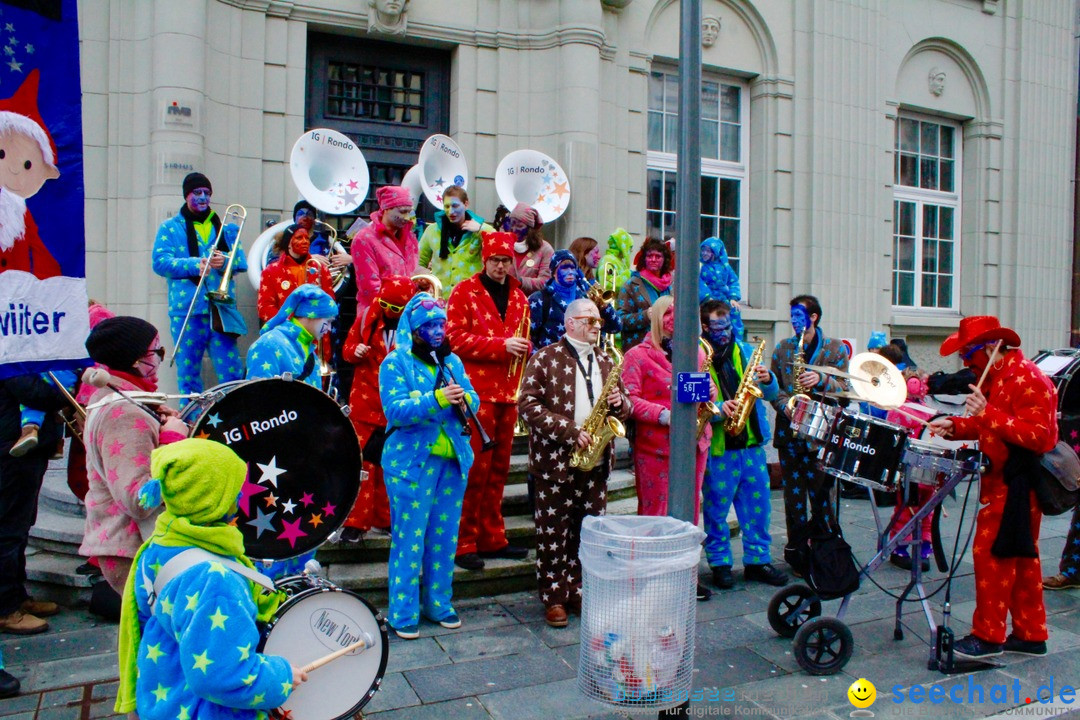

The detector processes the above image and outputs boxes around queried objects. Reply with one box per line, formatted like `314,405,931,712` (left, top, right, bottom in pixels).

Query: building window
326,62,425,125
646,69,747,275
892,116,960,309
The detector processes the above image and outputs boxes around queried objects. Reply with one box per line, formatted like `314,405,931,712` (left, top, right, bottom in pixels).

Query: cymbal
805,364,870,384
848,352,907,408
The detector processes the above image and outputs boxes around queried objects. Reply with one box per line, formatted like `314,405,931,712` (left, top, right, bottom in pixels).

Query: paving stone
20,653,119,693
0,694,37,717
0,626,117,665
480,678,626,720
367,696,490,719
384,636,452,674
90,681,119,700
361,672,420,715
694,615,773,654
0,713,34,720
404,647,575,703
436,624,548,662
35,706,82,720
40,687,84,708
522,616,580,648
89,699,121,719
410,601,519,638
731,672,854,717
691,645,786,689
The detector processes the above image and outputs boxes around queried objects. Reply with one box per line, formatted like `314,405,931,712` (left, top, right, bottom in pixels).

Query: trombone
171,204,246,366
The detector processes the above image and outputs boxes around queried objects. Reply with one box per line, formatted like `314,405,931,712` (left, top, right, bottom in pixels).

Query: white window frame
892,112,962,312
646,67,749,282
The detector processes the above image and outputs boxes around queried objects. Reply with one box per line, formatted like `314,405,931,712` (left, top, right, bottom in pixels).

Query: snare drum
790,396,840,444
183,378,361,560
821,411,908,491
901,427,987,486
260,574,388,720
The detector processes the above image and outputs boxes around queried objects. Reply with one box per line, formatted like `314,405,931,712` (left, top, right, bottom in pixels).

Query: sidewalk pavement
2,490,1079,720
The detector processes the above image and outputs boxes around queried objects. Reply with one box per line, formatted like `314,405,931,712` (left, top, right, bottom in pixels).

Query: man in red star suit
446,231,532,569
340,276,417,540
518,297,631,627
930,315,1058,660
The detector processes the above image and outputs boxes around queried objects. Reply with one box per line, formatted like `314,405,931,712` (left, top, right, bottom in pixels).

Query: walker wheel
793,617,853,676
767,584,822,639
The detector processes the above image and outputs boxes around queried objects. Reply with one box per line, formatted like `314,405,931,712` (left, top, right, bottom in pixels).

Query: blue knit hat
550,249,576,271
261,284,338,335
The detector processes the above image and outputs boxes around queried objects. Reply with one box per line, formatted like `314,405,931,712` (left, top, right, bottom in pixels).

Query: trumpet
508,312,530,381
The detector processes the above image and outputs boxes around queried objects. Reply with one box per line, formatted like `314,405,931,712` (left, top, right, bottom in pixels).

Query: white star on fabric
256,457,287,487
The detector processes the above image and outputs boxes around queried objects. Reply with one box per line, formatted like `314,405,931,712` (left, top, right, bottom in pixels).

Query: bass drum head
188,378,360,560
261,583,389,719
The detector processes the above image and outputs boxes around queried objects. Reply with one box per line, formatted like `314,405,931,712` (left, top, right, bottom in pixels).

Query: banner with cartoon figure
0,0,88,378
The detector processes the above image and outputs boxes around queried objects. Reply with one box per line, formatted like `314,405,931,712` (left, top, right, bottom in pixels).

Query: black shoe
696,583,712,602
711,565,735,590
954,634,1004,660
340,527,364,544
1003,635,1047,656
455,553,485,571
744,563,789,587
75,561,102,577
478,544,528,560
889,552,913,571
0,668,18,699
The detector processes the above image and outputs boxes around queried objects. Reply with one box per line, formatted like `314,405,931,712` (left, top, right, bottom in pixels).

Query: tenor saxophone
723,337,766,435
785,329,809,411
569,354,625,471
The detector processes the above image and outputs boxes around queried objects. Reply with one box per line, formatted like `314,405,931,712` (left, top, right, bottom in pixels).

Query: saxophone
785,329,809,411
695,338,723,439
723,337,766,435
569,354,626,471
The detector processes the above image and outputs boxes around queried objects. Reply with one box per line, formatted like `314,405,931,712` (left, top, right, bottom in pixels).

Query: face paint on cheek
444,200,466,223
417,319,446,348
791,306,810,335
662,310,675,336
707,318,733,347
588,248,601,267
290,237,311,256
645,252,665,273
317,320,332,337
556,265,578,286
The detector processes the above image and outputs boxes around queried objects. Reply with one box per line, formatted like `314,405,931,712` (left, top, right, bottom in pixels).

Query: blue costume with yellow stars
379,294,478,633
152,208,247,397
698,237,745,340
245,284,338,389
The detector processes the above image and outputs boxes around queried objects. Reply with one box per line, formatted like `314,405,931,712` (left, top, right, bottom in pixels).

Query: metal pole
668,0,702,523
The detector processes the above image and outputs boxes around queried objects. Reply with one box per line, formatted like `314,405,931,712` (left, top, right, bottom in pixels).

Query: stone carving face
702,17,721,48
369,0,409,34
928,67,946,97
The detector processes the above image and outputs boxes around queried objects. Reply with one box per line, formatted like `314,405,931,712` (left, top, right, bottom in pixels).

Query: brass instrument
509,312,531,437
314,219,354,292
696,338,722,439
48,371,86,444
586,281,615,308
171,204,246,366
411,273,443,300
723,337,766,435
569,353,625,471
786,329,809,411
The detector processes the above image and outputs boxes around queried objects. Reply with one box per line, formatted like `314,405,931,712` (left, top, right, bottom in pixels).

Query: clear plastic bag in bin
577,515,705,709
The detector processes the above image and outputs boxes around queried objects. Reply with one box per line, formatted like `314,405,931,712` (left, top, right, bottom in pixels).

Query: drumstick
300,636,371,674
962,339,1003,419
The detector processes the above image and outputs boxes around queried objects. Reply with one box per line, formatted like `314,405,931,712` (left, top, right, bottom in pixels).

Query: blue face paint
791,305,811,336
443,197,467,224
707,316,733,348
187,188,211,213
416,318,447,348
556,263,578,287
700,247,714,263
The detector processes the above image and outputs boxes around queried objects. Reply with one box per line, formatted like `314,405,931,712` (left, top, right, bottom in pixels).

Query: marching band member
494,203,552,293
770,295,849,576
616,237,673,351
446,231,531,570
256,225,335,324
597,228,634,292
884,371,936,571
699,300,786,590
352,185,419,325
151,172,246,397
246,285,338,388
527,251,619,350
417,186,493,293
289,200,348,266
930,316,1057,660
698,237,745,341
518,298,630,627
79,317,188,593
340,276,417,542
568,236,602,283
115,439,304,719
379,293,479,638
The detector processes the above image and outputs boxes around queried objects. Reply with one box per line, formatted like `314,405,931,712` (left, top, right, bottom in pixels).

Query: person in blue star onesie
700,300,787,590
379,293,479,639
698,236,745,341
115,439,303,720
527,250,619,350
246,284,338,389
152,173,247,402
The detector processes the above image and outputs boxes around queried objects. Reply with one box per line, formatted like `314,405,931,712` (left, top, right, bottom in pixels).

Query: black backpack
805,518,861,600
1034,441,1080,516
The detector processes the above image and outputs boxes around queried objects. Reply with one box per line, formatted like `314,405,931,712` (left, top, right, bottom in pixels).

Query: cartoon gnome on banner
0,70,61,279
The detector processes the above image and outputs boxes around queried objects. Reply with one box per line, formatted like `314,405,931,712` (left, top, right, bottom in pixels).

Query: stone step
28,504,86,556
39,468,85,518
25,548,94,589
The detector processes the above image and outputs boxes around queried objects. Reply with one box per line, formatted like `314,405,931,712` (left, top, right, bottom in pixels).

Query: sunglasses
419,298,447,310
572,316,603,327
961,342,988,361
145,347,165,360
295,209,315,218
379,299,405,313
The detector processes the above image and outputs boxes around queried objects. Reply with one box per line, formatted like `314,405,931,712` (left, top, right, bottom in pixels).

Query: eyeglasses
961,342,988,361
419,298,446,310
379,299,405,313
487,257,514,266
295,209,315,218
571,316,603,327
145,347,165,360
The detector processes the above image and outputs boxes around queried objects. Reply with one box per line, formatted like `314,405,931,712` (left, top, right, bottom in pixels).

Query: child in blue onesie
379,293,479,639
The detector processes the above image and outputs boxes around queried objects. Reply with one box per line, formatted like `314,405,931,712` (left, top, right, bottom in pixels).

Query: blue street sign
676,372,711,403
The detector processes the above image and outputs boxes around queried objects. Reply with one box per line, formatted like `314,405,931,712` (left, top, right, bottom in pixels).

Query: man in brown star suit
518,298,632,627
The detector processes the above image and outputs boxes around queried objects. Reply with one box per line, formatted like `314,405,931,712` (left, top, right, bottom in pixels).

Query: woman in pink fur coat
621,295,715,520
352,185,419,327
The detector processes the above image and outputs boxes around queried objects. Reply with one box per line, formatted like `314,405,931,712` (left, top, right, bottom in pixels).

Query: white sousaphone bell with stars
400,133,470,210
495,148,571,223
248,128,370,291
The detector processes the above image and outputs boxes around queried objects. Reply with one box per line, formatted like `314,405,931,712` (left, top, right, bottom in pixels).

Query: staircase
29,437,736,606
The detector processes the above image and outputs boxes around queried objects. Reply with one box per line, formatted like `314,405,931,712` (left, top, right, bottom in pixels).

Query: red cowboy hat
939,315,1021,356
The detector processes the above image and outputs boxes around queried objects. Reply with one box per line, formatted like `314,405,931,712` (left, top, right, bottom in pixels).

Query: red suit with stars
445,270,531,556
949,349,1057,645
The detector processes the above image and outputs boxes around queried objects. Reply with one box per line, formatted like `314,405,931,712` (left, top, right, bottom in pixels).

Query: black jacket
0,374,67,455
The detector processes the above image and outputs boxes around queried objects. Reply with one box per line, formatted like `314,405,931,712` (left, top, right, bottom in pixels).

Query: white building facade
78,0,1078,381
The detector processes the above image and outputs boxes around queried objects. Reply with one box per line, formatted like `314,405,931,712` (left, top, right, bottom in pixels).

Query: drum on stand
789,396,840,444
821,410,908,492
260,574,389,719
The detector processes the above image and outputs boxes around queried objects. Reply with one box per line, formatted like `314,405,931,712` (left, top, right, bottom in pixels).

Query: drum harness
144,548,276,616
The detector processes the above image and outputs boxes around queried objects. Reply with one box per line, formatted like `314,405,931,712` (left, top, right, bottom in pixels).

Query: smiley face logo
848,678,876,709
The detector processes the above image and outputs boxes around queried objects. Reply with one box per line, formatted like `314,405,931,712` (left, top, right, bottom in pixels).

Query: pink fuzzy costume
621,339,714,520
352,186,419,325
